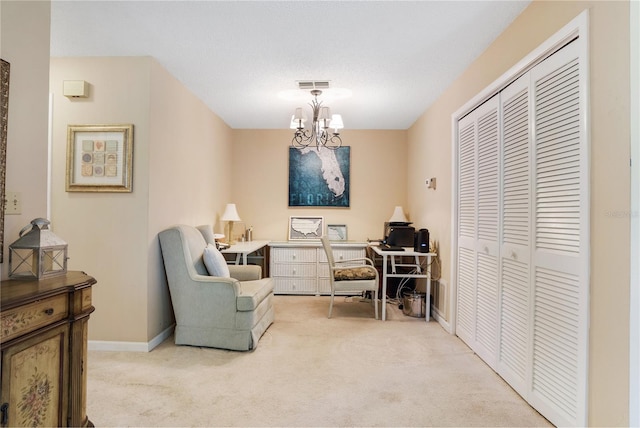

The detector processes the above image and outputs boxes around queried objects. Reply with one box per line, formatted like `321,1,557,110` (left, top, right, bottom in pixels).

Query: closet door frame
449,9,590,426
629,1,640,425
450,10,589,336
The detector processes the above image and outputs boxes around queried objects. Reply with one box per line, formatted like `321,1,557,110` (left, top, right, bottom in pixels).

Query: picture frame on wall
288,146,350,207
66,124,134,192
327,224,348,241
288,216,324,240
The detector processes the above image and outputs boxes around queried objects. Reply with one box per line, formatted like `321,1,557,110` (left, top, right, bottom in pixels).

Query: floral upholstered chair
320,235,379,319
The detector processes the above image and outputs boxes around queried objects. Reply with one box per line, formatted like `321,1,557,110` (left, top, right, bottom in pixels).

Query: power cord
388,249,442,309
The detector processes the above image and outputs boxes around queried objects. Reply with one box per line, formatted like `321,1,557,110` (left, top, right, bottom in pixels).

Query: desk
221,240,269,265
370,246,436,322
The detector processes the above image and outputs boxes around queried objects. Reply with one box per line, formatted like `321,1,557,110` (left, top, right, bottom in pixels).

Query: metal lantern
9,218,68,280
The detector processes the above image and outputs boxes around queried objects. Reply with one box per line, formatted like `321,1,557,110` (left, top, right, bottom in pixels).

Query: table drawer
1,294,69,342
271,263,317,278
273,278,317,294
81,287,92,311
271,247,317,263
318,248,365,263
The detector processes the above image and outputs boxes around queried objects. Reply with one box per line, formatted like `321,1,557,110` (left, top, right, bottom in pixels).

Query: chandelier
290,89,344,150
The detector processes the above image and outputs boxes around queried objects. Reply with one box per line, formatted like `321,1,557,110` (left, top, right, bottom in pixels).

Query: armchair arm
185,273,242,298
228,264,262,281
170,274,243,328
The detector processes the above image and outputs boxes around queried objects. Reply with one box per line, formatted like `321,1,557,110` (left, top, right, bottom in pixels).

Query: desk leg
242,253,248,265
382,254,388,321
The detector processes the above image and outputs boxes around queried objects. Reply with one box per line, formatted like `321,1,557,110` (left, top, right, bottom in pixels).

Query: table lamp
388,206,409,223
221,203,242,244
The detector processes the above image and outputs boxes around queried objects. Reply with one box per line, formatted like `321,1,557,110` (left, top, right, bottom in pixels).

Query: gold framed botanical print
66,124,133,192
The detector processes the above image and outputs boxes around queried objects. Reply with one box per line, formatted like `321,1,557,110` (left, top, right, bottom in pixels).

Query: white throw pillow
203,243,230,278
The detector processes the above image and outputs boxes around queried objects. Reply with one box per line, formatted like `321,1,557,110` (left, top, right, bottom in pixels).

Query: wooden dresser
0,271,96,427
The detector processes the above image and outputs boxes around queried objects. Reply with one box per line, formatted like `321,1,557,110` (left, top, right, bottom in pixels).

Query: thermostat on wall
63,80,89,98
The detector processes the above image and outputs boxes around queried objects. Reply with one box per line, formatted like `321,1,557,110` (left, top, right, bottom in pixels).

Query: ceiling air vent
297,80,330,90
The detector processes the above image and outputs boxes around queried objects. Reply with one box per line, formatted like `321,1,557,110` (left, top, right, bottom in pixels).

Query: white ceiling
50,1,530,130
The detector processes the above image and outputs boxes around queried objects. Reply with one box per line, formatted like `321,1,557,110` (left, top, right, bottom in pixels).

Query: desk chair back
320,236,379,319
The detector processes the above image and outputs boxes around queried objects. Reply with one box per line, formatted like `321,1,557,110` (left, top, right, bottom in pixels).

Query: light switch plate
5,191,21,215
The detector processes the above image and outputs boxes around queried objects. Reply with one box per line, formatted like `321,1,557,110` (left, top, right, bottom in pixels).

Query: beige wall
50,57,152,343
48,61,406,345
231,129,408,242
0,1,50,280
407,1,630,425
3,0,634,424
49,57,234,344
147,59,234,340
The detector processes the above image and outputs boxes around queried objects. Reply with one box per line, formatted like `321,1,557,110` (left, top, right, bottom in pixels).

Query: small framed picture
288,216,324,240
327,224,347,241
66,124,134,192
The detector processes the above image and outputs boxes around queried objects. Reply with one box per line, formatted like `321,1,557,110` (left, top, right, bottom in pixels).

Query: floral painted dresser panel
0,271,96,427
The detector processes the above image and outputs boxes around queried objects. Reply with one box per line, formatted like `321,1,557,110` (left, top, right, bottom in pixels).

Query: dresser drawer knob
44,308,54,316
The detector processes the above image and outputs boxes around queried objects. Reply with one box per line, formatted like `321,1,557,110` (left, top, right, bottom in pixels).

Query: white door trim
629,1,640,425
449,10,590,427
449,10,589,339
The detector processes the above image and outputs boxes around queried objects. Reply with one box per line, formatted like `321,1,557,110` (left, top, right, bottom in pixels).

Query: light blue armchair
158,225,274,351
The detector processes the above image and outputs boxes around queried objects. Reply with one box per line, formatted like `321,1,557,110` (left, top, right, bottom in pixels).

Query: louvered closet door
498,73,532,394
473,97,500,368
456,112,477,346
529,39,588,427
456,95,500,367
454,35,587,427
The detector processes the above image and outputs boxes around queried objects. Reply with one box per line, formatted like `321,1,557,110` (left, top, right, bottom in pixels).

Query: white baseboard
432,306,452,334
88,324,174,352
431,278,454,334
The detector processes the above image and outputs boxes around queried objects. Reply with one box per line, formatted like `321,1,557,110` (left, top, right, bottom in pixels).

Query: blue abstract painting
288,146,350,207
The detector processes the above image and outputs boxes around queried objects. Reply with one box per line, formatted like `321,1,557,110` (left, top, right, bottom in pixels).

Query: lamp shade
388,206,408,223
318,106,332,121
330,114,344,130
221,203,241,222
290,108,307,129
293,107,306,122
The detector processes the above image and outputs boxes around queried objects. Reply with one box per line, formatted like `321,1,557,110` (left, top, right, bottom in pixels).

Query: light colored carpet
87,295,552,427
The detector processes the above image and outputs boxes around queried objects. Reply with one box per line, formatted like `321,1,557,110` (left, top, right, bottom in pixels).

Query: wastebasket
402,291,426,318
